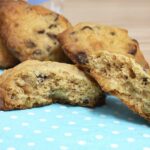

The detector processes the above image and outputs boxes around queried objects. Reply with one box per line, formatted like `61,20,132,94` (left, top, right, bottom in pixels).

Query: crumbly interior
0,61,102,110
88,52,150,120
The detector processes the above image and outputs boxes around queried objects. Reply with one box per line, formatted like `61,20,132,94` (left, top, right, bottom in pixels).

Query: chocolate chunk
32,49,42,56
47,33,57,40
37,30,45,34
36,74,48,83
110,32,115,36
128,48,137,55
54,14,59,21
25,40,36,48
83,98,89,104
81,26,93,31
142,77,148,85
49,24,57,29
14,23,19,27
76,52,89,65
129,69,136,78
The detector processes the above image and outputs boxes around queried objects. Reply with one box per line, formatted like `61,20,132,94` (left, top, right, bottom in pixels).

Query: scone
0,37,18,68
0,0,71,62
58,23,150,73
0,60,104,110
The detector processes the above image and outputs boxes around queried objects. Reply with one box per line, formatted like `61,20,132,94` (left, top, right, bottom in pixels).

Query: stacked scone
0,0,149,122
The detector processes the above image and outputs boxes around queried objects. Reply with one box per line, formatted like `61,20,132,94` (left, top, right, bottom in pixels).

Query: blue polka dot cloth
0,68,150,150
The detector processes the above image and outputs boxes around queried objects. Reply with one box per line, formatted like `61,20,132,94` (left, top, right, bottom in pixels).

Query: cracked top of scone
58,22,150,72
0,0,71,62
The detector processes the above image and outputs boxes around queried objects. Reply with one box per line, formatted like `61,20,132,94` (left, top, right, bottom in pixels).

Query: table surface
58,0,150,63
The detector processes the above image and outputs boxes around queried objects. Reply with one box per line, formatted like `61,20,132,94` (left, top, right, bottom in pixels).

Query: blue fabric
0,69,149,150
28,0,48,5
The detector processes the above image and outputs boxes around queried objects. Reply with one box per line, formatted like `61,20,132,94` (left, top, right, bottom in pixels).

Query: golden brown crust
0,0,71,62
0,38,19,68
58,23,150,73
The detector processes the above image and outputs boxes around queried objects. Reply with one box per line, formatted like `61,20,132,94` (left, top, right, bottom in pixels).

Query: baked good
0,60,104,110
0,0,71,62
58,22,150,73
0,37,18,68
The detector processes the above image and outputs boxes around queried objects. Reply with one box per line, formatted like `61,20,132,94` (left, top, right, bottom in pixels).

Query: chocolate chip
76,52,89,65
37,30,45,34
32,49,42,56
47,33,57,40
14,23,19,27
142,77,148,85
129,69,136,78
128,48,137,55
83,98,89,105
49,24,57,29
25,40,36,48
54,14,59,21
81,26,93,31
110,32,115,36
36,74,48,83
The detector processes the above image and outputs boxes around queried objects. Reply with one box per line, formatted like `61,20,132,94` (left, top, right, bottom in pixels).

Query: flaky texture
0,60,104,110
58,22,150,73
0,0,71,62
0,37,18,68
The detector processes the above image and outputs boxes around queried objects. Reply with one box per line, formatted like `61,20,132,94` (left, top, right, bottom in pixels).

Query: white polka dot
112,131,120,135
127,138,135,142
128,127,135,131
27,112,35,116
21,122,29,126
46,137,55,142
72,111,79,114
15,134,23,139
84,117,91,121
51,125,59,129
0,139,3,143
64,132,72,137
10,115,18,119
56,115,63,119
33,130,42,134
39,118,47,122
143,147,150,150
60,145,68,150
113,120,120,124
3,127,11,131
60,106,67,109
110,144,119,148
44,109,51,112
81,128,89,132
143,134,150,138
7,147,16,150
27,142,35,146
98,123,105,127
95,135,103,140
68,121,76,125
78,140,86,145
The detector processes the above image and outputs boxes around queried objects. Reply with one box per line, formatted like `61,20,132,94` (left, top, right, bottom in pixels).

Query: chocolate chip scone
0,0,71,62
58,22,150,73
0,60,104,110
0,37,18,68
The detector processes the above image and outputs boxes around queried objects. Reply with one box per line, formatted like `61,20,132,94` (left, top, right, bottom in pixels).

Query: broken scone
0,0,71,62
0,60,104,110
